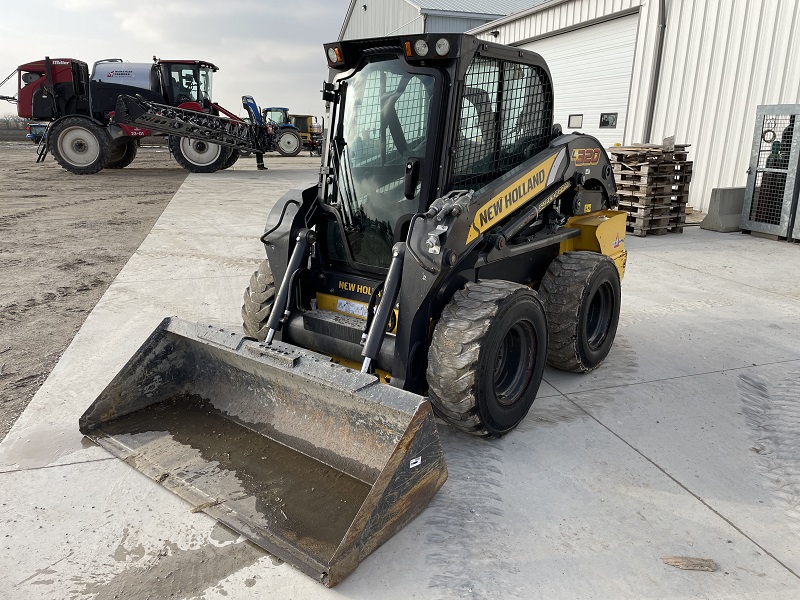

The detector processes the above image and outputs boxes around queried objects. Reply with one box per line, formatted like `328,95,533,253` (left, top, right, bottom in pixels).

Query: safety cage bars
451,57,553,190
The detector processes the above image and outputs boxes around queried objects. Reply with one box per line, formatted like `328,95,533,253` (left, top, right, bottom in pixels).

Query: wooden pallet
620,203,672,218
617,180,674,194
627,225,669,237
610,144,693,236
609,146,690,164
618,193,675,206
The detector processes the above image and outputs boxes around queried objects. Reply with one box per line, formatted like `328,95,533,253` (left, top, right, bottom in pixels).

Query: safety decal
409,457,422,468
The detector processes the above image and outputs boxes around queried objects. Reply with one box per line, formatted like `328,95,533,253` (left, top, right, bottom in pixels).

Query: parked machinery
114,94,304,159
290,113,324,155
7,56,239,174
81,34,627,586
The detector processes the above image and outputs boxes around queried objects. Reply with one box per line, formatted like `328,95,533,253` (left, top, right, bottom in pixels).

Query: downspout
642,0,667,142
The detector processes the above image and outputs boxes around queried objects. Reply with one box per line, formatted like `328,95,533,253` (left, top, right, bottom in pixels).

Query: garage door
521,13,639,148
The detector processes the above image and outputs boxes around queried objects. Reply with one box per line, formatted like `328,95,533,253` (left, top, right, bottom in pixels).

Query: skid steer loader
79,34,627,587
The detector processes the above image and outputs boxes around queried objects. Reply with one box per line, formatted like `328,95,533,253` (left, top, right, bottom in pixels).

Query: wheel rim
108,144,127,162
586,282,614,350
279,133,299,154
58,126,100,167
492,321,536,407
180,137,222,166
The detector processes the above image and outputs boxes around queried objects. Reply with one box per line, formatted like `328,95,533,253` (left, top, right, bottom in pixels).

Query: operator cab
158,60,218,109
263,107,291,126
319,34,554,271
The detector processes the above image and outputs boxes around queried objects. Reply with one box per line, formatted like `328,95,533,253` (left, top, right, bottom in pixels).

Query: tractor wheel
276,130,302,157
107,140,138,169
169,136,230,173
539,252,621,373
427,280,548,437
48,117,110,175
242,259,276,341
221,149,240,170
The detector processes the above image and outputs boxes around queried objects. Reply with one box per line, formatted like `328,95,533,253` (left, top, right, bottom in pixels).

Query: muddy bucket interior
79,318,447,586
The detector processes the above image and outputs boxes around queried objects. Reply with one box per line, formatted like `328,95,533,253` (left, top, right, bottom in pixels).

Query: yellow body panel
331,356,392,384
559,210,628,280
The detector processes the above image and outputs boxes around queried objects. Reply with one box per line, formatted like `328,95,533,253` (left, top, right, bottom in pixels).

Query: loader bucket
79,318,447,587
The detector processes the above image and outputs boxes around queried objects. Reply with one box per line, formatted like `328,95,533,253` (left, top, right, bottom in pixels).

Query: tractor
5,56,241,174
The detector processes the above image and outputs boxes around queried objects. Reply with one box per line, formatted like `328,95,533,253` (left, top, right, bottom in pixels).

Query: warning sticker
336,298,369,318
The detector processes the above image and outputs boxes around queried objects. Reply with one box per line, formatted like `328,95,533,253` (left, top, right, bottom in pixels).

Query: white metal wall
474,0,644,47
342,0,422,39
521,14,639,148
426,15,491,33
474,0,800,211
637,0,800,212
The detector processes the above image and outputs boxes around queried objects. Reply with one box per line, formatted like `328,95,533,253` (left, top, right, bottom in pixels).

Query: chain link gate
741,105,800,239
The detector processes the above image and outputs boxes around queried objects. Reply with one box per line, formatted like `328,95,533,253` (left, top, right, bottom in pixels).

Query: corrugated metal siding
521,14,639,148
426,16,491,33
477,0,800,211
342,0,422,39
628,0,800,210
473,0,643,46
414,0,539,15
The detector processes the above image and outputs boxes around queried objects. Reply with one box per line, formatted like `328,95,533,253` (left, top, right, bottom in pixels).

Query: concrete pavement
2,159,799,599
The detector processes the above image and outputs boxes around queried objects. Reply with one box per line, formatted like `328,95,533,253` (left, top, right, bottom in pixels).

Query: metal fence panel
741,105,800,238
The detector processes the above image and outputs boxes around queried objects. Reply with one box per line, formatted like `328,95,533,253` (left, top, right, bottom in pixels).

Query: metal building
339,0,543,40
467,0,800,211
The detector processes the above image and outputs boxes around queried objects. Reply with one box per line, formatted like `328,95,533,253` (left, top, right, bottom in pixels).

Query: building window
600,112,618,129
568,114,583,129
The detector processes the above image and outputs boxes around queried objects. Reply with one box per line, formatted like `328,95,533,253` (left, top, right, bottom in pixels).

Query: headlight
327,47,341,63
435,38,450,56
414,39,429,57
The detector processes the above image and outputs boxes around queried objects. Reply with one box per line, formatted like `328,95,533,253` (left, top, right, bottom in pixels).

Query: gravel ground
0,133,187,441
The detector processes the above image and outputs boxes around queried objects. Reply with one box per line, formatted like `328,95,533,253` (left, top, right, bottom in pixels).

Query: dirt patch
0,141,186,441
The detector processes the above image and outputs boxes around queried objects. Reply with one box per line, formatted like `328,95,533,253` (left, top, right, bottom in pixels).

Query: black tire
48,117,110,175
539,252,621,373
107,140,138,169
221,149,240,170
427,280,548,437
276,130,302,157
169,136,230,173
241,259,275,340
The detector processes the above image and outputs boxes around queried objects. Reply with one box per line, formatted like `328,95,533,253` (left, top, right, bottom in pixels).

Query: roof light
327,47,342,63
414,39,429,57
434,38,450,56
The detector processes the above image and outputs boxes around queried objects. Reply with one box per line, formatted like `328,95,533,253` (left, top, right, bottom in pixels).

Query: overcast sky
0,0,345,118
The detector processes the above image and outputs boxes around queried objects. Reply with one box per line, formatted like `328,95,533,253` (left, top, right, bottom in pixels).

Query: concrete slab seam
543,358,800,396
0,456,117,476
545,383,800,583
635,254,800,303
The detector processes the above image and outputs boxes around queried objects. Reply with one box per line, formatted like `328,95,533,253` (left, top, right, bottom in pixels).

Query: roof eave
468,0,565,34
338,0,358,41
420,8,505,20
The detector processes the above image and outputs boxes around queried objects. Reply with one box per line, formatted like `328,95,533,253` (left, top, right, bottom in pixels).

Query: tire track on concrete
738,370,800,538
424,429,517,599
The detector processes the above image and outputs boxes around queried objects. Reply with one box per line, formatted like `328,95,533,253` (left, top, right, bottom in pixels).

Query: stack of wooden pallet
608,144,693,237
